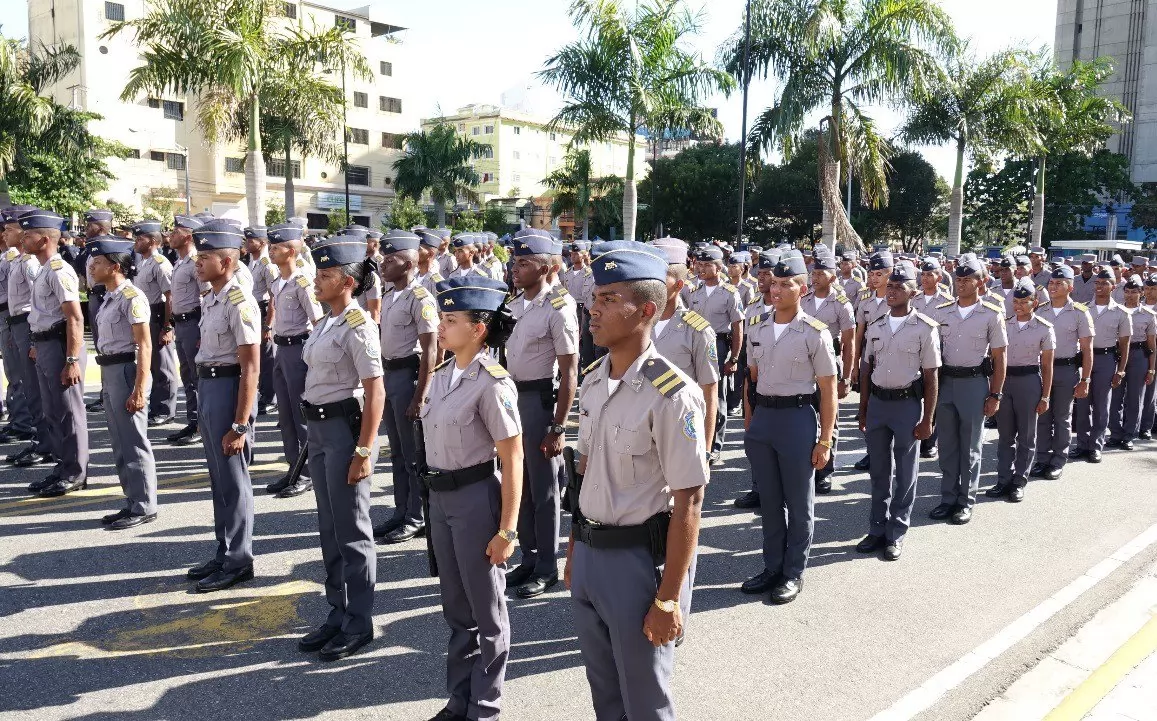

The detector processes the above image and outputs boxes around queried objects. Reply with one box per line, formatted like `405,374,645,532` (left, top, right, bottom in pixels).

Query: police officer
414,229,447,297
1140,276,1157,439
265,223,322,498
687,245,743,465
0,207,34,442
929,254,1007,525
838,250,864,306
805,251,855,493
433,228,458,278
294,238,386,662
164,216,207,445
372,230,441,543
422,275,523,721
1106,275,1156,450
244,226,278,415
856,261,939,560
1029,246,1052,286
184,219,261,592
131,220,179,425
503,234,578,599
1070,267,1131,463
22,208,90,497
89,238,159,529
1072,254,1098,304
851,251,895,470
986,278,1054,502
568,241,707,721
79,209,115,413
564,240,597,371
448,234,488,279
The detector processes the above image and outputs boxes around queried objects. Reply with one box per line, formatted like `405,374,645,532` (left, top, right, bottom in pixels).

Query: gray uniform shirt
30,255,80,332
917,289,954,315
135,251,173,305
1004,315,1056,366
9,254,40,315
652,309,720,386
196,279,261,364
234,262,254,295
746,310,837,396
864,310,941,388
1128,305,1157,340
437,252,458,278
687,281,743,333
507,284,578,381
1090,300,1132,348
840,276,864,311
856,291,890,328
378,279,438,360
563,267,596,306
248,253,277,302
805,290,855,342
271,272,322,336
1072,273,1097,304
0,250,15,304
576,345,709,526
931,299,1008,366
302,305,383,405
1043,301,1094,358
448,264,490,280
96,281,150,355
416,270,444,298
420,350,521,471
171,252,209,314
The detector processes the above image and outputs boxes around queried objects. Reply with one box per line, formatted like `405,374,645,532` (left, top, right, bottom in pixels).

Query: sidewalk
973,562,1157,721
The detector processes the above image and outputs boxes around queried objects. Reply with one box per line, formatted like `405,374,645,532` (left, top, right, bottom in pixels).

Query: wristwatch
497,528,518,542
817,438,833,449
65,356,79,365
546,423,566,436
354,446,372,458
987,392,1003,401
653,597,679,614
230,422,249,435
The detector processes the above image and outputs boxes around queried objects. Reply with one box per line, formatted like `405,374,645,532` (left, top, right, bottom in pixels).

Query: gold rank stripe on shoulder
345,307,367,328
550,295,567,309
681,310,710,331
554,285,570,297
154,255,165,264
413,286,429,299
227,288,246,305
431,273,443,282
747,295,761,306
260,256,270,265
835,293,849,304
296,276,310,288
804,316,827,331
749,312,769,326
122,286,139,299
917,312,939,327
4,249,16,261
483,363,510,379
980,300,1003,313
936,300,955,309
860,289,873,299
641,357,685,397
1034,315,1055,328
434,357,454,372
583,356,605,375
721,282,737,293
1073,301,1089,312
50,258,63,271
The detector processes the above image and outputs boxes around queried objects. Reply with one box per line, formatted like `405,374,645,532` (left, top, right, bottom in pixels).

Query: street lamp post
735,0,752,247
176,143,191,214
341,54,350,221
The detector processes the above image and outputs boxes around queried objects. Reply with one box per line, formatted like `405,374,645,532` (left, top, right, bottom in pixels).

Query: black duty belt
172,309,201,323
1093,347,1117,356
872,380,923,401
422,459,497,493
1007,365,1041,376
941,364,985,378
301,397,362,422
273,333,308,347
197,364,241,379
717,332,731,344
383,354,421,371
149,302,167,322
7,312,28,327
754,392,816,409
0,302,9,313
515,378,554,393
30,323,66,342
573,512,671,551
96,352,135,366
1054,354,1081,367
1130,341,1149,350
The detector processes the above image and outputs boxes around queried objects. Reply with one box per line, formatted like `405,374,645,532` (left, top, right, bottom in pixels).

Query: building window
472,126,480,136
512,151,520,160
353,215,371,226
381,132,404,149
225,157,245,173
105,2,125,21
346,165,370,185
353,91,367,108
380,61,392,76
481,173,491,183
512,173,520,182
282,2,296,18
379,96,402,113
481,147,494,159
513,126,521,135
335,15,356,32
146,98,161,109
383,177,392,186
347,127,368,145
166,153,186,170
126,149,141,159
484,124,494,134
267,158,301,178
149,151,165,162
457,122,465,132
306,212,329,229
163,100,184,120
549,132,557,141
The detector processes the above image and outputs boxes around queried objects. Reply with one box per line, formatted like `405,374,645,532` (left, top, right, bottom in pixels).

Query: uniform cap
243,226,267,240
650,237,688,265
772,254,808,278
1013,255,1030,267
889,261,918,283
728,251,752,265
381,229,421,253
955,256,984,277
311,237,366,268
1095,267,1114,280
571,240,591,252
287,216,308,229
131,220,162,235
450,233,477,248
1123,274,1143,289
173,215,203,230
590,241,668,284
749,245,764,255
1051,265,1075,280
1012,278,1036,299
268,224,303,243
514,227,552,240
693,246,724,262
1081,253,1097,263
920,257,941,272
1131,256,1148,268
342,225,369,239
19,209,65,230
1051,254,1065,264
417,229,442,249
1029,246,1046,255
431,227,452,240
512,235,562,256
434,275,509,312
192,220,244,251
1146,275,1157,287
811,253,837,271
758,250,782,269
1109,254,1125,267
366,230,383,240
1000,256,1013,269
85,237,134,257
83,209,115,224
193,211,217,221
868,251,894,270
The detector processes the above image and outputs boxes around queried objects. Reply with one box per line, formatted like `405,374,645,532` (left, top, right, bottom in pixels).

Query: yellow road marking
1043,613,1157,721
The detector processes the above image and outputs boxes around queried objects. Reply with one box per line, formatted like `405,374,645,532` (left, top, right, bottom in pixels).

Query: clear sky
0,0,1058,180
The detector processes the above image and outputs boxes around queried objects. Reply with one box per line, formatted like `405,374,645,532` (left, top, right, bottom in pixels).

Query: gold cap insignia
604,261,617,270
443,297,454,306
320,254,329,262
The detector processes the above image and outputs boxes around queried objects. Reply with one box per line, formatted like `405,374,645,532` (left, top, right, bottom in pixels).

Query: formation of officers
4,199,1157,721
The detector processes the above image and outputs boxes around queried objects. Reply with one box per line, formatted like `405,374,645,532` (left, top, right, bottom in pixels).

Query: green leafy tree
747,132,822,245
104,0,370,226
542,148,621,240
540,0,734,241
386,195,427,230
140,186,185,227
104,199,139,227
876,150,946,252
0,34,58,196
962,159,1032,248
326,208,351,235
722,0,957,250
636,143,738,242
264,198,286,226
481,205,510,235
452,209,483,233
393,123,490,226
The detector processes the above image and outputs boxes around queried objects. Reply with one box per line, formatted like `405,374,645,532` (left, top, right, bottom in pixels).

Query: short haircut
624,278,668,317
518,253,552,268
666,263,688,281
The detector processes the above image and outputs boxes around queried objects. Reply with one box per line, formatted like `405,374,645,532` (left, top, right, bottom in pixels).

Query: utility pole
342,53,350,220
735,0,752,247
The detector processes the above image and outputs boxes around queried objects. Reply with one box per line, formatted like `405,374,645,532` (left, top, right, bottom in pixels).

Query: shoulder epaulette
260,256,270,265
582,356,605,375
434,357,454,372
1033,315,1055,328
228,288,246,305
483,363,509,379
748,312,769,327
859,289,873,299
550,289,568,309
938,283,950,292
936,301,955,309
583,267,592,276
681,310,710,332
641,356,685,397
295,275,310,288
980,300,1003,313
747,295,761,306
296,257,307,268
917,313,939,327
1073,302,1089,312
4,249,17,261
804,316,827,331
431,273,443,282
49,258,63,271
154,254,165,264
835,293,849,304
122,286,139,299
345,307,366,328
721,282,737,293
553,285,569,298
412,286,429,300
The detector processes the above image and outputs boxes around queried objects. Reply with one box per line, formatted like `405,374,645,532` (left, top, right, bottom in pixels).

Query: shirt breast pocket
446,408,475,449
789,350,814,381
313,344,344,366
613,425,654,487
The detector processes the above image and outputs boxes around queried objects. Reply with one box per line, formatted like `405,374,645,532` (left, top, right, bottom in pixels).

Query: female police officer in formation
421,275,523,721
89,238,158,530
294,237,386,662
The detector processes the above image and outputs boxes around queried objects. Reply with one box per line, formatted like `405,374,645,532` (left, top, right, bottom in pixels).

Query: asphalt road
1,369,1155,721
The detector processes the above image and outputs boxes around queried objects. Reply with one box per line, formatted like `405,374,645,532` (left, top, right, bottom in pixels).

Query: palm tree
540,0,734,241
542,148,621,240
722,0,957,250
392,123,490,227
900,48,1044,254
104,0,370,226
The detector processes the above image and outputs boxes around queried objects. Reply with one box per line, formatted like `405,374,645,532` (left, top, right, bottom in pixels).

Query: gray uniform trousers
148,310,179,418
936,375,988,509
1109,347,1149,441
816,356,843,482
0,310,33,433
173,318,200,423
1142,367,1157,433
995,374,1042,485
516,390,561,577
272,343,310,479
1074,354,1116,453
102,360,156,514
257,301,274,405
88,291,104,347
571,541,691,721
429,474,508,721
12,321,50,453
198,376,256,571
866,396,922,543
306,417,377,635
711,334,730,456
380,366,423,524
578,306,596,372
1036,364,1078,469
33,339,88,483
744,404,817,578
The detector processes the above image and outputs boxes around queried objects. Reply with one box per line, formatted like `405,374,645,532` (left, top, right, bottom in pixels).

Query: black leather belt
422,459,497,493
872,380,923,401
1054,354,1081,366
30,323,66,342
197,364,241,378
515,378,554,393
301,397,361,422
1130,341,1149,350
754,392,816,408
7,312,28,327
383,354,420,371
172,309,201,323
1007,365,1041,376
274,333,308,347
941,364,985,378
1093,347,1116,356
573,512,671,550
149,302,167,322
96,352,135,366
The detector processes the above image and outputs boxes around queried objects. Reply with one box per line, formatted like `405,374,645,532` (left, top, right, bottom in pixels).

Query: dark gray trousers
148,312,178,417
430,475,508,721
1143,364,1157,433
937,375,987,509
380,366,423,524
1074,354,1116,453
744,404,817,578
866,396,922,543
307,417,377,635
0,310,32,433
198,376,256,571
102,360,156,514
1036,364,1078,469
711,334,730,455
996,374,1042,484
273,343,309,479
1109,348,1149,441
257,301,274,406
516,389,562,577
12,321,50,453
173,317,200,423
33,339,88,483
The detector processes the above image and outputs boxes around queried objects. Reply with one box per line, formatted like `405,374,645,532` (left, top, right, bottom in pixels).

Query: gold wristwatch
817,438,833,449
354,446,372,458
653,597,678,613
498,529,518,542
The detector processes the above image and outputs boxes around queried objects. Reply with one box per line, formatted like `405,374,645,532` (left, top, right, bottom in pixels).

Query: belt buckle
208,367,218,377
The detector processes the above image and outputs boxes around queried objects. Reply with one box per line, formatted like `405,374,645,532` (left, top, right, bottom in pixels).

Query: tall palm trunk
283,138,296,217
821,160,838,249
622,123,637,241
244,93,266,227
1031,156,1046,247
434,197,446,227
946,135,966,255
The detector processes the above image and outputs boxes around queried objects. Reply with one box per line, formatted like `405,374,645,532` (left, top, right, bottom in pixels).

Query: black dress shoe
1068,447,1089,460
318,630,373,661
298,624,341,652
258,403,276,416
516,574,558,599
1139,430,1152,441
505,564,535,588
1008,486,1025,503
85,398,103,412
883,540,903,561
37,478,87,497
856,534,885,553
428,708,468,721
853,455,871,471
733,490,761,509
769,577,803,604
166,423,201,444
102,508,131,525
109,512,157,530
378,522,424,544
985,483,1011,498
1043,466,1063,480
1105,438,1123,449
276,478,313,498
1029,462,1047,478
929,503,956,520
1119,439,1134,451
195,565,254,592
815,478,832,494
12,448,53,467
372,517,403,538
708,451,722,467
147,415,175,427
1088,450,1103,463
28,475,59,493
740,569,778,594
949,506,973,525
920,446,938,459
186,559,224,580
265,475,292,494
